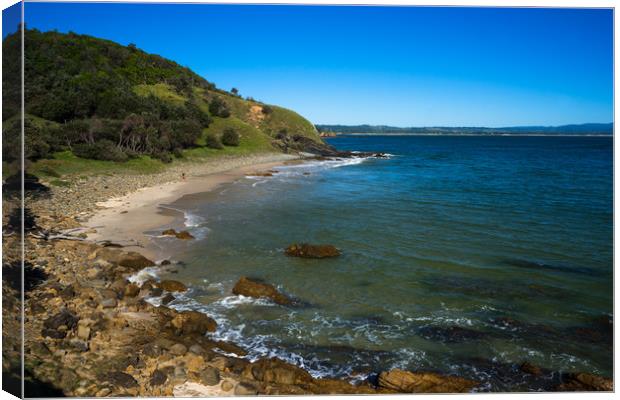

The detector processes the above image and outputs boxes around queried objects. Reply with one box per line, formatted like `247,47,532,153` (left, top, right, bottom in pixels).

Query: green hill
2,28,324,178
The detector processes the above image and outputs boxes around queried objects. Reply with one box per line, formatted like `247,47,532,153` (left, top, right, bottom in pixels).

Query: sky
7,2,615,127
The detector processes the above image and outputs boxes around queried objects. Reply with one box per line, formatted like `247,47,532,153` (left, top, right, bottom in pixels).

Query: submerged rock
284,243,340,258
417,325,486,343
232,276,291,305
162,229,194,239
377,369,478,393
106,371,138,388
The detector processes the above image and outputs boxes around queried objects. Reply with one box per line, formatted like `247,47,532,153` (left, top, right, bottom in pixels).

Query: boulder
162,229,177,236
96,248,155,270
118,252,155,270
235,382,258,396
556,373,613,391
106,371,138,388
170,310,217,335
160,280,188,292
124,283,140,298
199,367,220,386
232,277,291,305
169,343,188,356
150,370,167,386
285,243,340,258
245,358,313,385
43,310,79,332
161,293,175,305
175,230,195,240
377,369,478,393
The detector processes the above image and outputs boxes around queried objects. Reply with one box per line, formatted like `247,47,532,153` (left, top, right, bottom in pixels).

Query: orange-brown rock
159,280,188,292
162,229,177,236
556,373,613,391
170,310,217,335
244,358,313,385
175,230,194,240
377,369,478,393
284,243,340,259
232,277,290,305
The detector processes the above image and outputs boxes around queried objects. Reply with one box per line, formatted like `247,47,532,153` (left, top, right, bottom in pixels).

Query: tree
231,87,239,96
206,134,223,149
221,128,240,146
208,97,230,118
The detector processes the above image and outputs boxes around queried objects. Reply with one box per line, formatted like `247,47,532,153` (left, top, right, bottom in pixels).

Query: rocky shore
2,153,614,396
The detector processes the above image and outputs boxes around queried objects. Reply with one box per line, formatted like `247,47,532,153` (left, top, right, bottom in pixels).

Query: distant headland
316,123,613,136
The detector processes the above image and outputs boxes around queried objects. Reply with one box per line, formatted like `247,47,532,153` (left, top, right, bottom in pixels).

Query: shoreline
14,151,614,395
83,155,299,260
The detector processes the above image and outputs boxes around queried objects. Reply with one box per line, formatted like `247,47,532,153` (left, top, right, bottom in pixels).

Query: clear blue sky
15,3,615,126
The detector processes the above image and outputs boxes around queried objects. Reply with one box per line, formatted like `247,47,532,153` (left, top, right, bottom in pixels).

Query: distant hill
2,28,323,169
316,123,613,136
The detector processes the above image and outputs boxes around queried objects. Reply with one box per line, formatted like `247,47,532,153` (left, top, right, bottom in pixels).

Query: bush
73,139,128,162
205,134,223,149
262,105,273,115
221,128,240,146
209,97,230,118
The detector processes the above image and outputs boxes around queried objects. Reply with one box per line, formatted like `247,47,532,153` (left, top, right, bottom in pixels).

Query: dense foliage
221,128,240,146
2,28,220,162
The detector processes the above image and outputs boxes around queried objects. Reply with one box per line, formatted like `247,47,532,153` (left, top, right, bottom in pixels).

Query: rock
77,325,91,341
101,298,117,308
520,362,542,376
43,309,79,332
95,388,111,397
235,382,258,395
170,310,217,335
199,367,220,386
221,380,234,392
106,372,138,388
377,369,478,393
162,229,177,236
169,343,188,356
232,277,291,305
188,344,206,355
175,230,195,240
556,373,613,391
210,357,232,371
150,370,167,386
117,252,155,270
124,283,140,298
284,243,340,258
161,293,175,305
160,280,188,292
85,268,101,279
100,288,119,300
68,339,89,352
42,328,67,339
246,358,313,385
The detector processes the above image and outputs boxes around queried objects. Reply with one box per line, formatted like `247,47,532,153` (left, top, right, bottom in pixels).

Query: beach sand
84,155,298,260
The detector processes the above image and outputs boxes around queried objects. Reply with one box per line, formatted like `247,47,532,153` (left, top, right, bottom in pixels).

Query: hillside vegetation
2,28,322,178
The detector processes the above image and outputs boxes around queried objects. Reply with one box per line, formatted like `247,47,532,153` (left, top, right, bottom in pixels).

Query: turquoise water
154,136,612,391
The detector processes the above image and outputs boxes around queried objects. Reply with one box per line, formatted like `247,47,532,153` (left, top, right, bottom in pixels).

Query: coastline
13,150,613,396
83,155,299,260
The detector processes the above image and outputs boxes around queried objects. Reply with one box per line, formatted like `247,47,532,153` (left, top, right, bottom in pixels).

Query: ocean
146,135,613,391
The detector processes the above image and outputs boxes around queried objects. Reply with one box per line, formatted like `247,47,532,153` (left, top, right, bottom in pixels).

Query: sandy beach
84,156,298,260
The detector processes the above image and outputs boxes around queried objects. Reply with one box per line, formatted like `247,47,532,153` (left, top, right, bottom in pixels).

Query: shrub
73,139,128,162
221,128,240,146
208,97,230,118
262,105,273,115
205,134,223,149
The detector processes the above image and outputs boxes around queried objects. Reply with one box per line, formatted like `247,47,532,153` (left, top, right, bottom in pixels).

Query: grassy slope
25,81,320,181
